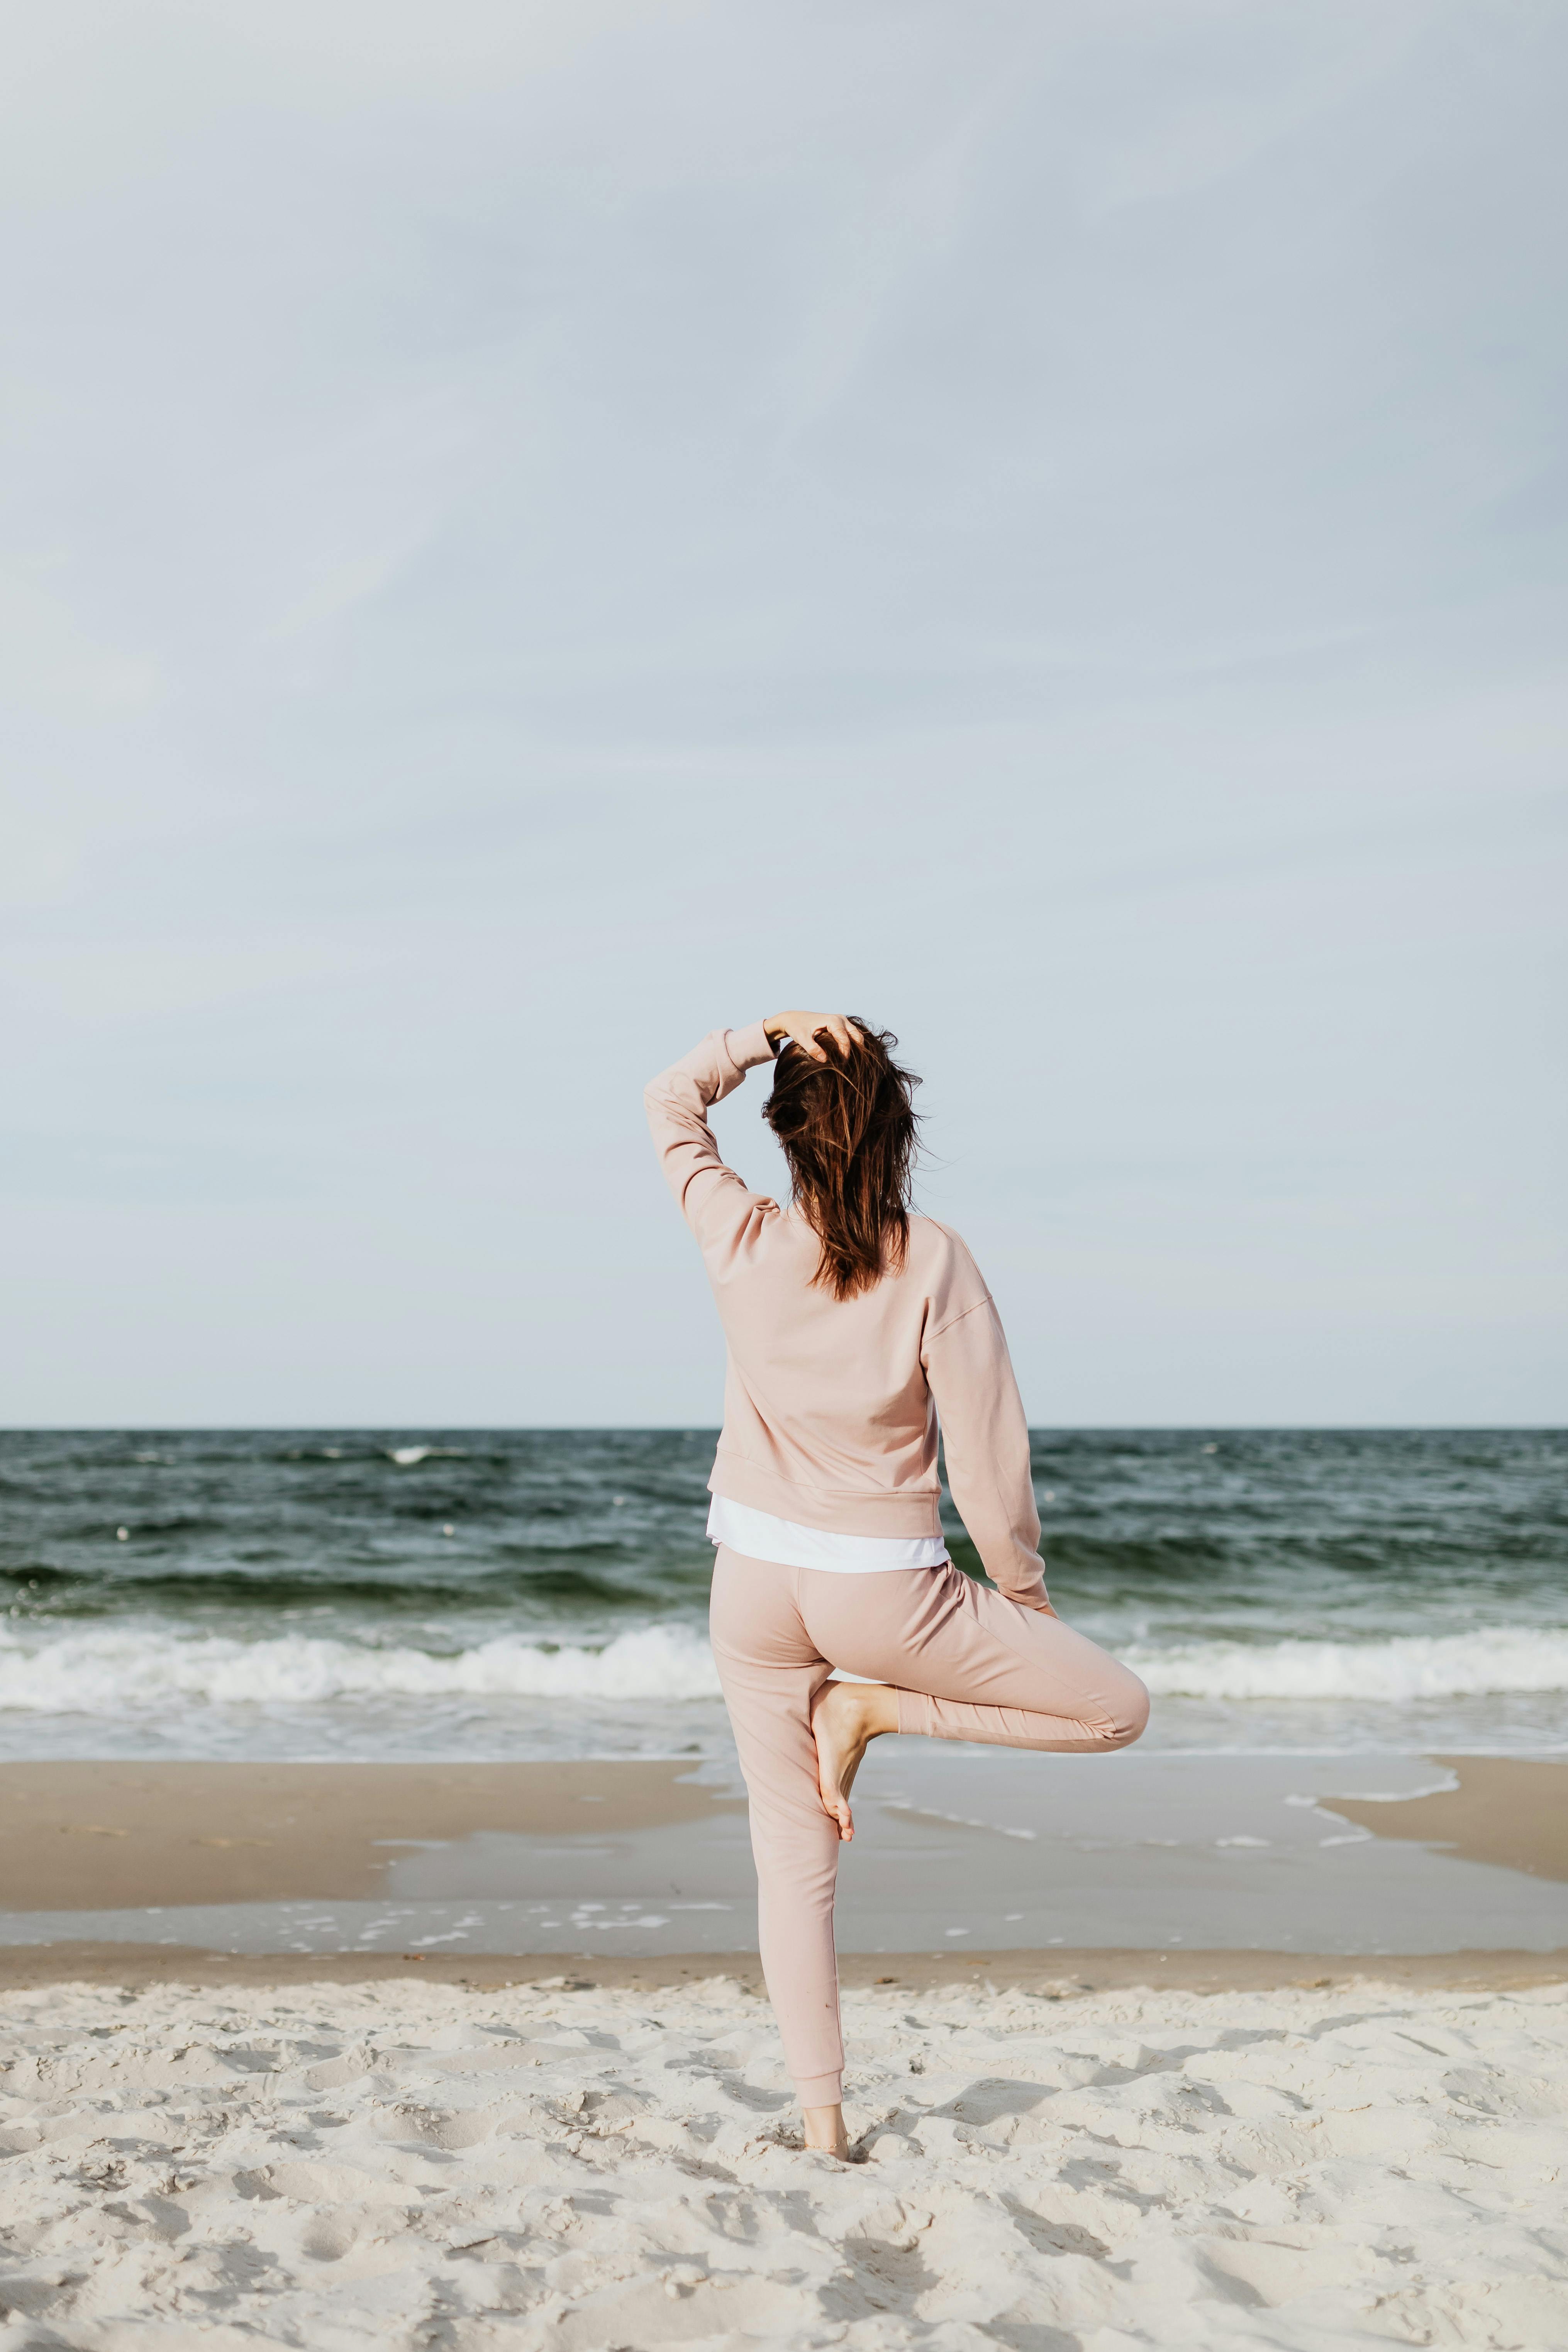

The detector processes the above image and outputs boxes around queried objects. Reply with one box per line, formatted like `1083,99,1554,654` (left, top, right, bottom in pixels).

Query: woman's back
708,1204,983,1522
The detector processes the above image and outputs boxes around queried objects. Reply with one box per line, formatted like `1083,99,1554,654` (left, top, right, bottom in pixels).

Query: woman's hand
763,1010,863,1063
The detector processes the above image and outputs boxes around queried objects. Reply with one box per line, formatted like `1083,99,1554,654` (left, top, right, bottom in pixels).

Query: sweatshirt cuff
725,1018,778,1073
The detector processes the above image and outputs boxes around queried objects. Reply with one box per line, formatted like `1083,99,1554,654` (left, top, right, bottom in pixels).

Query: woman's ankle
801,2100,848,2155
852,1681,899,1740
819,1679,895,1732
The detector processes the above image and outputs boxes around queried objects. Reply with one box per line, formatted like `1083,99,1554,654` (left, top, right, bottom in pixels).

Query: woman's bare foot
802,2101,851,2158
809,1678,899,1840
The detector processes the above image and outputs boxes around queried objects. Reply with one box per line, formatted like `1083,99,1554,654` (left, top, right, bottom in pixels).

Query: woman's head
763,1021,920,1299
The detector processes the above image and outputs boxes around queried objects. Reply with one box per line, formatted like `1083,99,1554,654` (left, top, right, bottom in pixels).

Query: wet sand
7,1754,1566,1911
1328,1754,1568,1881
0,1759,742,1909
3,1754,1565,1970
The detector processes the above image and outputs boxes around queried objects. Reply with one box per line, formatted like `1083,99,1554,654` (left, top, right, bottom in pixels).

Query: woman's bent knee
1101,1670,1150,1749
1091,1665,1152,1759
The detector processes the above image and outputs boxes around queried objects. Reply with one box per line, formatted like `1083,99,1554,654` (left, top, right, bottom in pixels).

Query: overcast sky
3,0,1564,1426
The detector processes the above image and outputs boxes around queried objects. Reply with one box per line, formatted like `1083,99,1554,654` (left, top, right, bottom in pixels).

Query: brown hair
763,1021,921,1300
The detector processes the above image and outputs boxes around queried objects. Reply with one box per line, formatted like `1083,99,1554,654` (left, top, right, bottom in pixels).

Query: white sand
2,1975,1565,2349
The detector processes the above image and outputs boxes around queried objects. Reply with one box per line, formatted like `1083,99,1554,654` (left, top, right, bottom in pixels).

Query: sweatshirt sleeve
924,1293,1050,1610
644,1021,778,1239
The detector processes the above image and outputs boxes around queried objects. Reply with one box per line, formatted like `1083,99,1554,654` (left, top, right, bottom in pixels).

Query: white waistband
707,1493,949,1574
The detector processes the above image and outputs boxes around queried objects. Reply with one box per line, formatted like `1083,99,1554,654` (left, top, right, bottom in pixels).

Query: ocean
2,1428,1563,1766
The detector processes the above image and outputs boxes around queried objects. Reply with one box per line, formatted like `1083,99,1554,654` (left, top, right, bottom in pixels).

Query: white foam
0,1622,724,1713
1129,1626,1568,1700
3,1618,1564,1722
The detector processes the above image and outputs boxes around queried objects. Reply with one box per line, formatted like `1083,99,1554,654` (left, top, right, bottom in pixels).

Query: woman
645,1008,1149,2158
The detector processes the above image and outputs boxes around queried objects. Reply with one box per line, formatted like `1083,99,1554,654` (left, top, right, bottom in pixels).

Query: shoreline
5,1755,1565,1972
2,1941,1562,1993
5,1753,1565,1912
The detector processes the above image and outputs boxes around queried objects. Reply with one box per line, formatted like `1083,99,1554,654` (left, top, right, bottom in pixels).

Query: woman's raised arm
643,1023,777,1234
645,1013,865,1235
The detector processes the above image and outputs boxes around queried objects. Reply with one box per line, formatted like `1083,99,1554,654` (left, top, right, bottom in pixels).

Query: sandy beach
2,1754,1565,2342
3,1968,1564,2348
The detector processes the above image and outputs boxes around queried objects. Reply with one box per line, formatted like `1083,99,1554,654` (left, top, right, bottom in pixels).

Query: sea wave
1,1620,1564,1717
0,1622,724,1712
1129,1626,1568,1701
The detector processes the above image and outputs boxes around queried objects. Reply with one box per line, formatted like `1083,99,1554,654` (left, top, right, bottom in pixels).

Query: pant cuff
896,1687,930,1737
794,2070,843,2107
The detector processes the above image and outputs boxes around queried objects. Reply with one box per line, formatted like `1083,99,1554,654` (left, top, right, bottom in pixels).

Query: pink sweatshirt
645,1023,1049,1610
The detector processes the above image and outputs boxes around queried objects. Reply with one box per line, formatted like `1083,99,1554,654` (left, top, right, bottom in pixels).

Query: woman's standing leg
707,1545,848,2135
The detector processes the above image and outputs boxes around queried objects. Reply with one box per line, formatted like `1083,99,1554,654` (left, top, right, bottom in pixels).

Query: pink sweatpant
708,1547,1150,2106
